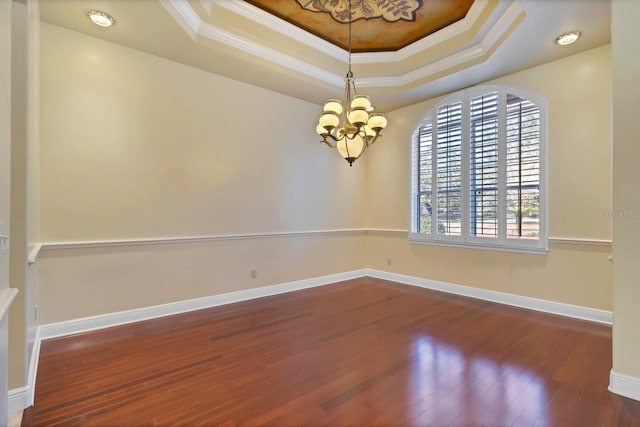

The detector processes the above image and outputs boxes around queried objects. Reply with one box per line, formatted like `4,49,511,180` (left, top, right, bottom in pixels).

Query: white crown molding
360,45,486,88
214,0,346,61
158,0,201,41
354,0,491,64
199,0,212,16
196,22,343,87
609,370,640,402
360,2,524,88
161,0,523,91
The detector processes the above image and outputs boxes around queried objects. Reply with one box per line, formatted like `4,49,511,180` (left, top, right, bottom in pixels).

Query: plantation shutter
469,91,499,238
417,124,433,234
506,95,541,240
436,102,463,236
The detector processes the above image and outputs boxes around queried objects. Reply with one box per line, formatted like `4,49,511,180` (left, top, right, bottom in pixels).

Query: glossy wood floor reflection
23,277,640,426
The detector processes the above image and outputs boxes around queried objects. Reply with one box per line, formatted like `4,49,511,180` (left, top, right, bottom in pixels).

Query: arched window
410,85,547,253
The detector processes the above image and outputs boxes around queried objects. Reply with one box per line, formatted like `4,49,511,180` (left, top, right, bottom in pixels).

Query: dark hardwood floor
22,277,640,426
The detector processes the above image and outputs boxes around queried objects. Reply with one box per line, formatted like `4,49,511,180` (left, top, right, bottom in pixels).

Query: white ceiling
40,0,611,112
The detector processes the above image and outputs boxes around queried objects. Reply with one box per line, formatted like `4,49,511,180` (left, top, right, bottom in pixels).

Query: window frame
409,84,548,254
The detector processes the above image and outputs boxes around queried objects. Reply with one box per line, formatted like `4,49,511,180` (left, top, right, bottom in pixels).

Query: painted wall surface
612,0,640,380
365,45,613,309
1,0,12,420
39,234,366,323
40,24,366,242
8,0,39,394
38,24,367,323
38,23,614,324
9,0,28,392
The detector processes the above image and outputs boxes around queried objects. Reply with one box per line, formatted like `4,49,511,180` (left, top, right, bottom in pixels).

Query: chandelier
315,1,387,166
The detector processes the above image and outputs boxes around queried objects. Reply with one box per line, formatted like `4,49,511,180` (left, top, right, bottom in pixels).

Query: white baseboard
609,370,640,402
8,386,29,416
39,269,368,340
364,269,613,325
11,268,611,414
8,327,41,414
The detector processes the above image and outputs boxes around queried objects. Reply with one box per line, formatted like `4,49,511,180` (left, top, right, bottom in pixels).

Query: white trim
215,0,346,61
161,0,522,90
26,229,612,265
367,228,407,236
39,270,368,340
365,228,611,246
36,229,612,251
364,269,613,325
158,0,201,40
609,370,640,402
8,327,40,413
408,234,549,255
12,269,612,413
37,268,612,341
27,243,41,264
0,288,18,321
218,0,494,65
548,237,612,246
7,386,29,415
195,22,343,87
39,229,367,251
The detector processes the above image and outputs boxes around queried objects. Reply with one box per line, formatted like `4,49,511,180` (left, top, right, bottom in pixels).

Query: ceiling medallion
297,0,422,23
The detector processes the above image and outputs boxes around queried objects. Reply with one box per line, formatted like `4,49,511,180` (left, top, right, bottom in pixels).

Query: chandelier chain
348,0,352,75
315,0,387,166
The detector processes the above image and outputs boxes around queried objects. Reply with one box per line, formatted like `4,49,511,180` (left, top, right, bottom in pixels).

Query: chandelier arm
320,135,337,148
367,133,382,146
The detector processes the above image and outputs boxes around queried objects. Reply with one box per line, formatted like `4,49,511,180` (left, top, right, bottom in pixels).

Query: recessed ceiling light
86,10,115,27
555,31,581,46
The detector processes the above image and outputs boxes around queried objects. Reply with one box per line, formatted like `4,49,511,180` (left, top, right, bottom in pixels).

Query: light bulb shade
319,112,340,129
362,125,376,138
323,99,343,115
367,113,387,131
337,134,366,164
351,95,372,111
316,123,329,136
348,108,369,127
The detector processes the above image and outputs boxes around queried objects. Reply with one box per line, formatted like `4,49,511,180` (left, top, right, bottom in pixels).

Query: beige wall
37,23,367,323
37,22,614,325
365,45,613,309
611,0,640,380
40,24,366,242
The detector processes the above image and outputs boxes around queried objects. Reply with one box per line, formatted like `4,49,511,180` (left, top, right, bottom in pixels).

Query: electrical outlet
386,258,392,266
251,269,257,278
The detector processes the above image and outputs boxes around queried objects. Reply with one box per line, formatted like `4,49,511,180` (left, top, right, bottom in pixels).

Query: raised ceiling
245,0,475,52
39,0,611,112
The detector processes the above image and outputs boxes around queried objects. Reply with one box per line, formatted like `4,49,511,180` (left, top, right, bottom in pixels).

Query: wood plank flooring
22,277,640,426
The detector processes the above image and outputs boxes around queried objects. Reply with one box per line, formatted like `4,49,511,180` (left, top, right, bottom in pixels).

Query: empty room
2,0,640,425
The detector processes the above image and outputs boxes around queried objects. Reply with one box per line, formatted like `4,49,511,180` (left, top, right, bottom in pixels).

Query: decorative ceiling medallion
296,0,422,23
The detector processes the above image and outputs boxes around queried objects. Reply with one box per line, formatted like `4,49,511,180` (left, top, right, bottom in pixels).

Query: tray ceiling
39,0,611,112
244,0,474,52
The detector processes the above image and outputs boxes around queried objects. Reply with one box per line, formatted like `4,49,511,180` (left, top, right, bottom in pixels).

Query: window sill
409,235,549,255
